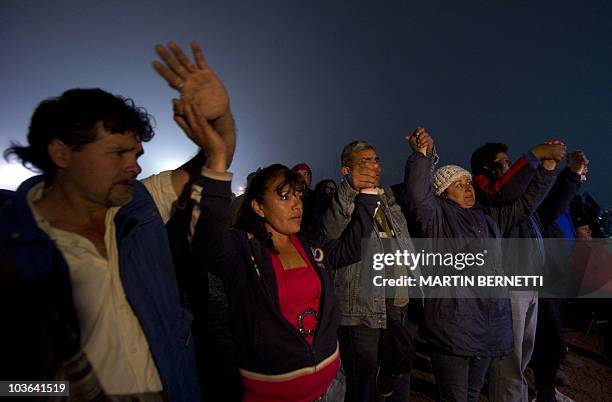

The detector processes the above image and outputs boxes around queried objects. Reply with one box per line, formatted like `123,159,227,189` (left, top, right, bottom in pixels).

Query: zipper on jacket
247,237,317,352
376,197,425,305
250,255,261,277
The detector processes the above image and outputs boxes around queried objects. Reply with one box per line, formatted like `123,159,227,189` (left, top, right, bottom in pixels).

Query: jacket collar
113,181,161,239
245,233,324,304
1,175,49,243
1,176,158,243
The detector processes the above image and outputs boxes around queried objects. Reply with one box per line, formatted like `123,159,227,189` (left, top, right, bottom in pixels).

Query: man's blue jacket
0,176,200,401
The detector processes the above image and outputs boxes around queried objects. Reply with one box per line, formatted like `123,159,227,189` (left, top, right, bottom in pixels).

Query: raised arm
152,41,236,198
485,140,566,233
319,191,379,269
487,166,557,235
403,128,442,236
473,152,540,205
321,180,358,239
473,142,566,206
191,173,241,282
177,88,240,282
537,150,588,226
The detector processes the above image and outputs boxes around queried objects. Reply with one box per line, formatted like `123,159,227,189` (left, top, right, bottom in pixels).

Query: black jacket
539,167,582,239
191,175,379,375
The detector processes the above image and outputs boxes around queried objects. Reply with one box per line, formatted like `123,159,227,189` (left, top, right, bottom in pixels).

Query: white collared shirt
27,171,177,395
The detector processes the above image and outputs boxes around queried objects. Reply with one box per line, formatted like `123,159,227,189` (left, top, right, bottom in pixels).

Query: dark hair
470,142,508,175
234,164,306,253
3,88,154,176
314,179,337,195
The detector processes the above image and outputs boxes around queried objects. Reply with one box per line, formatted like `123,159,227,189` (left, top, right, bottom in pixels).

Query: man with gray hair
323,140,423,401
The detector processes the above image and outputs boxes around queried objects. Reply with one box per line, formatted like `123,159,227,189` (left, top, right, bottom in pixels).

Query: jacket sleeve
190,172,241,283
473,152,540,206
321,179,359,240
318,193,379,269
536,167,582,226
486,166,557,234
403,152,444,237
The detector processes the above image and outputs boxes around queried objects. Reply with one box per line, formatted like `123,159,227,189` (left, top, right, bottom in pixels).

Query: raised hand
406,127,434,156
567,150,589,177
349,163,380,190
153,41,236,168
153,41,229,120
531,140,567,163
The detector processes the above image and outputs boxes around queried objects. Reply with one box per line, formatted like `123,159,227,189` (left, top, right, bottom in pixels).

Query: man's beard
104,179,136,206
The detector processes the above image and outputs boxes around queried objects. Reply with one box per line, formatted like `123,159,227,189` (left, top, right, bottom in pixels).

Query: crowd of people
1,41,610,402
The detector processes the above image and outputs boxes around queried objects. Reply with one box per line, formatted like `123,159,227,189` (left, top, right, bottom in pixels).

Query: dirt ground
409,326,612,401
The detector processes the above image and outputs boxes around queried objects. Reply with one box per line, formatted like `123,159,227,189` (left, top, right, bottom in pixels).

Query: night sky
1,0,610,206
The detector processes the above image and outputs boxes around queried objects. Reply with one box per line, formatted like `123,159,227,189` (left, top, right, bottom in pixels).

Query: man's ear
47,139,71,169
341,165,350,177
250,199,265,218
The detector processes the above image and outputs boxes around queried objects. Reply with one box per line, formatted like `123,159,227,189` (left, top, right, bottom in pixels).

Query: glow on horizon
0,163,36,190
157,159,183,172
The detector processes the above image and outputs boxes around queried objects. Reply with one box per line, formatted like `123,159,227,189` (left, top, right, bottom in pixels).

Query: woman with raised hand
181,99,379,401
403,127,558,402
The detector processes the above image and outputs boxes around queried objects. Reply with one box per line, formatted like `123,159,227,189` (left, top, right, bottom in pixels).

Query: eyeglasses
353,156,380,167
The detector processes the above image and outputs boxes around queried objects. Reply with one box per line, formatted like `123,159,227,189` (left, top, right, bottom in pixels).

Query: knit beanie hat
292,163,312,177
432,165,472,196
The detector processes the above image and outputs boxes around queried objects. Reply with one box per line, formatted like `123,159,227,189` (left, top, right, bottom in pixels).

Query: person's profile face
296,169,311,188
323,182,337,195
491,152,512,178
62,125,143,207
575,224,592,239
